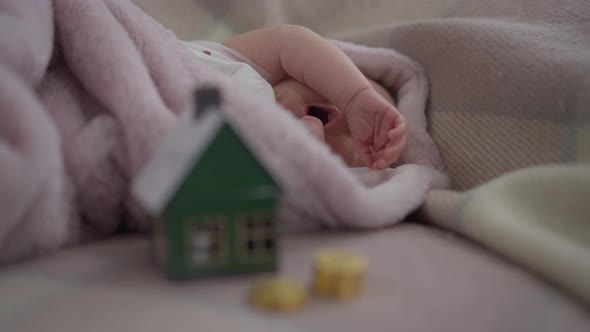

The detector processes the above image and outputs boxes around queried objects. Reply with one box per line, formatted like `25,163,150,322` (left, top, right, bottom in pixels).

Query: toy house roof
132,93,276,216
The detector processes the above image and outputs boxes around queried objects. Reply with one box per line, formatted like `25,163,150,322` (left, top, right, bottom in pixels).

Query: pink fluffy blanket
0,0,447,263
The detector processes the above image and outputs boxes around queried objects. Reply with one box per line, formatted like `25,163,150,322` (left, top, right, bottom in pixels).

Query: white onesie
183,41,275,101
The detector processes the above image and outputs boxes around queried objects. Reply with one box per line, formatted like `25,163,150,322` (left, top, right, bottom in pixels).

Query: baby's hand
345,88,406,170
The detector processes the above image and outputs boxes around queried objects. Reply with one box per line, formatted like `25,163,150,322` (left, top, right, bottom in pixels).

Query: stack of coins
312,249,367,300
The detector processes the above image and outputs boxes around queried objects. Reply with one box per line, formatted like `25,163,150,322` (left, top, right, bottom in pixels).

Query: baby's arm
224,25,405,169
224,25,371,112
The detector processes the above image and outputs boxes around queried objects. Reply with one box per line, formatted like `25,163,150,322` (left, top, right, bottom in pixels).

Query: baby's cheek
275,98,302,119
301,116,325,142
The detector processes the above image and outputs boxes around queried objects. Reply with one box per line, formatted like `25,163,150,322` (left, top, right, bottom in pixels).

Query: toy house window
187,217,225,265
239,213,275,259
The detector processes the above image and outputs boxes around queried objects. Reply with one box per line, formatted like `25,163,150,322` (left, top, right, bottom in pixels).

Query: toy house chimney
193,87,221,120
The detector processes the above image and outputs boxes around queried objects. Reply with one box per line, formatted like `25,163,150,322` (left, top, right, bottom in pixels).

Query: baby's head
273,78,395,167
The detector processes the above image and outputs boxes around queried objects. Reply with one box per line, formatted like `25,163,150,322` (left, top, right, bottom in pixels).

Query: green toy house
133,88,280,279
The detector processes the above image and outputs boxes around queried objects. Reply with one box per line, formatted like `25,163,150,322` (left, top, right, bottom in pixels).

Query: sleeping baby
184,25,406,170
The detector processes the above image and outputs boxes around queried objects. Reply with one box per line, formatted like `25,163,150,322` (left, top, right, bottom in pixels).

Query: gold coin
314,249,367,274
249,277,307,312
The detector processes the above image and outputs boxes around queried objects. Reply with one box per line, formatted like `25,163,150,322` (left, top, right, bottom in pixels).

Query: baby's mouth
305,104,338,127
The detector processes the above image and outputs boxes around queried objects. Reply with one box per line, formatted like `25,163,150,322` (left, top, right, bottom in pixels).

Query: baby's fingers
375,107,397,148
372,134,407,170
387,117,406,141
355,141,375,168
385,134,407,161
371,159,388,170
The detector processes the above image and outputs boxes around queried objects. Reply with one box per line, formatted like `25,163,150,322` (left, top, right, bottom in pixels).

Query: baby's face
273,78,394,167
273,79,360,166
